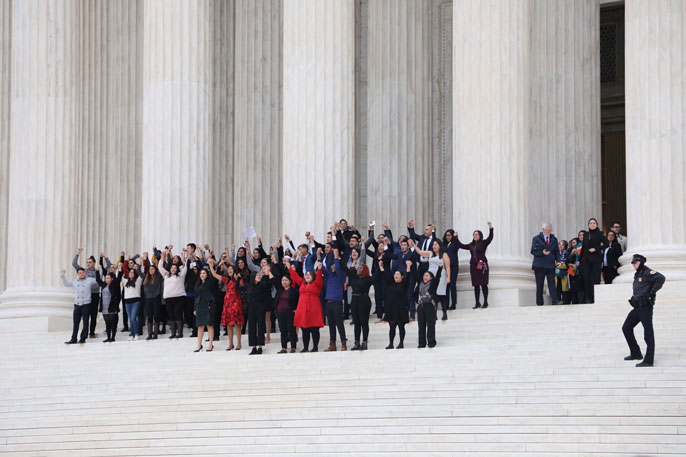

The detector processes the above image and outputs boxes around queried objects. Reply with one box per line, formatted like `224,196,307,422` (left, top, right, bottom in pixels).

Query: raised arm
289,265,304,287
408,239,431,258
484,223,494,246
60,270,73,288
208,261,224,282
72,249,83,271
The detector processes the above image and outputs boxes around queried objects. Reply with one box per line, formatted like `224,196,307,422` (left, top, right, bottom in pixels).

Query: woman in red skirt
209,262,244,350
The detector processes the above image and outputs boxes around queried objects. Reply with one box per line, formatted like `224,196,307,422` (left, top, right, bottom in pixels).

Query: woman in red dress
209,262,244,350
289,260,325,352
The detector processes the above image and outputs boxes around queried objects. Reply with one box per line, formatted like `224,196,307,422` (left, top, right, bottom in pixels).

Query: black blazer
604,241,623,268
96,271,122,313
270,276,299,311
581,229,605,264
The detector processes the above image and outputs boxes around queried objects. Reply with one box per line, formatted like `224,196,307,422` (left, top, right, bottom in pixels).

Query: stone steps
1,302,685,455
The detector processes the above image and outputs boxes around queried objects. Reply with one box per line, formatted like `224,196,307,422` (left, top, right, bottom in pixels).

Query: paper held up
242,226,257,240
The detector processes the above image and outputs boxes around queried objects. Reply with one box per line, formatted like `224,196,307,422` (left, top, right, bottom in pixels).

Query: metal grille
600,24,617,83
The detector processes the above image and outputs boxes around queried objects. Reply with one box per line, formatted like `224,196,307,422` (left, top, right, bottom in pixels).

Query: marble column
619,0,686,281
0,0,10,294
453,0,533,290
366,0,433,232
0,0,83,325
79,0,142,258
209,0,234,251
233,0,282,244
530,0,601,240
282,0,355,240
141,0,225,251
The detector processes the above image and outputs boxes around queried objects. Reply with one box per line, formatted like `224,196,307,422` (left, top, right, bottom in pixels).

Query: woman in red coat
289,262,325,352
456,222,494,309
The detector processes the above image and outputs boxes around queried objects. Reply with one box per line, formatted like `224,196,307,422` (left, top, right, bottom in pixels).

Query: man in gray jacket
61,267,99,344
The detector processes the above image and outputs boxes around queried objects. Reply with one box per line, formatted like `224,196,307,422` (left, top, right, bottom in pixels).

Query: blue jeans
125,301,141,336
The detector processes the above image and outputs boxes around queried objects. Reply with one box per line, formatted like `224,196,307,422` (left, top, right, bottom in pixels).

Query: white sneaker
133,335,138,341
128,336,133,341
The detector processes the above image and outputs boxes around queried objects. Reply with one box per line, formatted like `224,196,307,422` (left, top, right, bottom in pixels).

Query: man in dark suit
531,222,561,306
408,219,438,275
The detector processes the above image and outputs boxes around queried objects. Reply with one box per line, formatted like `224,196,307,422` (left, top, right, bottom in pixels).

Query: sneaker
128,336,133,341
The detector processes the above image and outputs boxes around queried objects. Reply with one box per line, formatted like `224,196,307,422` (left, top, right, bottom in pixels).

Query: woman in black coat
193,265,219,352
96,270,122,342
380,260,411,349
443,229,459,310
580,218,605,303
247,265,272,355
269,265,299,353
602,230,623,284
413,265,443,348
341,257,378,351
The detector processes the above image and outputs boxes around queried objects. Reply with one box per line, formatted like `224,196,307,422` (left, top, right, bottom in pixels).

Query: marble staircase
1,300,685,456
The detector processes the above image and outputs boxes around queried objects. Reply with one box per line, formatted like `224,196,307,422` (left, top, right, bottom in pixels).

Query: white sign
242,226,257,240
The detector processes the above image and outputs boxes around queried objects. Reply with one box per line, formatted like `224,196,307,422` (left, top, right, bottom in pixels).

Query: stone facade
0,0,683,330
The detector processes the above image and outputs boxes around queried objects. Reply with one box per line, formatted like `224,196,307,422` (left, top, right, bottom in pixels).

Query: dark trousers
350,295,371,342
71,304,90,342
325,300,346,342
388,321,406,346
103,314,119,340
448,265,458,308
603,265,619,284
121,300,129,330
582,260,602,303
623,305,655,364
184,295,195,330
417,302,436,348
372,282,385,319
165,296,185,321
247,303,266,347
277,309,297,349
301,327,321,351
145,295,162,323
534,267,559,305
88,293,99,334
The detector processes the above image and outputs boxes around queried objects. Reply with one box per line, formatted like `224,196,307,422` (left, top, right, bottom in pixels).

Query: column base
455,287,549,309
595,280,686,305
0,289,74,333
615,247,686,283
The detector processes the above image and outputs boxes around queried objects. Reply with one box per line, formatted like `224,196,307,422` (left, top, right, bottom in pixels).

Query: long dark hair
471,230,484,246
125,269,139,288
442,229,455,245
143,265,160,286
431,239,445,257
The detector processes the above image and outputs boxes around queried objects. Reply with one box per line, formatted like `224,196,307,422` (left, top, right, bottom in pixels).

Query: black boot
176,321,184,338
146,323,153,340
159,322,166,335
472,303,481,309
169,321,177,339
350,341,361,351
441,310,448,321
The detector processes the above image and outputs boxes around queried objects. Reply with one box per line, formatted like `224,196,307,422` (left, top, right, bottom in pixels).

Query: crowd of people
59,217,630,354
531,218,628,306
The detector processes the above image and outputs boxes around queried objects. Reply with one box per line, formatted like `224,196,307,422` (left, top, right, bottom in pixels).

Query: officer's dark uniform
622,254,665,367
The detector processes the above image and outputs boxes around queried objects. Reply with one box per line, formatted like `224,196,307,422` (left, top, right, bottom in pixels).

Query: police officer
622,254,665,367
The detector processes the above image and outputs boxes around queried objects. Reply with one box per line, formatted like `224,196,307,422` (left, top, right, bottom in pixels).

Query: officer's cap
631,254,647,264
